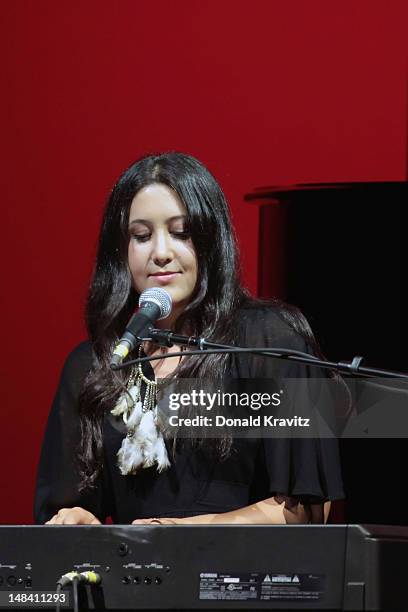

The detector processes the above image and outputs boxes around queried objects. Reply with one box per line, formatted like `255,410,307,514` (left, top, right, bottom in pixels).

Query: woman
34,152,344,526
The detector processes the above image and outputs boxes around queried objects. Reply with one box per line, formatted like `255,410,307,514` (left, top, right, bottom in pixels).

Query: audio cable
55,570,102,612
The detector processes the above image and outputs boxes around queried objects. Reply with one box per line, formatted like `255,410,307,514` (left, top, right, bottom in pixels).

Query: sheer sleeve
237,305,345,503
34,342,108,524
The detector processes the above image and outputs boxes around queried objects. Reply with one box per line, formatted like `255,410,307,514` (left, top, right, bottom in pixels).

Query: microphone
110,288,172,368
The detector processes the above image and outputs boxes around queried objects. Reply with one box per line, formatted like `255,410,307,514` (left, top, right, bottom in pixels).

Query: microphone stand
110,328,408,381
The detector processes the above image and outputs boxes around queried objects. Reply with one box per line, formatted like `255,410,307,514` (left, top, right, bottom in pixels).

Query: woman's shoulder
59,340,94,389
237,300,288,323
236,299,315,351
63,340,93,369
44,342,95,424
236,299,304,331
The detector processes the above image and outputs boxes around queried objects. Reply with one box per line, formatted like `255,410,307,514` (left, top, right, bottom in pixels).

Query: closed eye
130,231,191,242
131,234,151,242
171,231,191,240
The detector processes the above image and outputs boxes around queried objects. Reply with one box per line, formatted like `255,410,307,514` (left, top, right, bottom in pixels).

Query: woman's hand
45,507,101,525
132,517,182,525
131,497,330,526
132,514,218,525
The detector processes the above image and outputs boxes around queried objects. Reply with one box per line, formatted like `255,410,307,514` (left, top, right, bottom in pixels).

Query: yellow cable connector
79,571,102,585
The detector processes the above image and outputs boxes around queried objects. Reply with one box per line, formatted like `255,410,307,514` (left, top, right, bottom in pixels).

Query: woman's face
127,183,198,321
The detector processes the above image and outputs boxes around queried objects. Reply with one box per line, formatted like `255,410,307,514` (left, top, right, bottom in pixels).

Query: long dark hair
77,152,319,490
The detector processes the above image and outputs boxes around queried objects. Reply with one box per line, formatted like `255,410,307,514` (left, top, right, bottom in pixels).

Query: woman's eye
132,234,151,242
171,231,190,240
130,231,190,242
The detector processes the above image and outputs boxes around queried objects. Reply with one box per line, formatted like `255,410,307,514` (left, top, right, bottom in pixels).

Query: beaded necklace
110,346,171,475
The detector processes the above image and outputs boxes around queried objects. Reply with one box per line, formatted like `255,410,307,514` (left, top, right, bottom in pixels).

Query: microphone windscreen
138,288,172,320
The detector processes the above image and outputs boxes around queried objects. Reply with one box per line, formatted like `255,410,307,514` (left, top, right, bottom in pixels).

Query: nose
151,230,173,266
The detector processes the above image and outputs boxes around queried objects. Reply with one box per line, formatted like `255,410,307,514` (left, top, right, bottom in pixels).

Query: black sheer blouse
34,306,344,524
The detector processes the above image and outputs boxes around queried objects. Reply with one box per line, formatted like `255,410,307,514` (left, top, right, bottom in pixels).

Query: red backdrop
1,0,407,523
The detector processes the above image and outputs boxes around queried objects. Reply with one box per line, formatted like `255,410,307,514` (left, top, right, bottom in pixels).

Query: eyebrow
128,215,186,227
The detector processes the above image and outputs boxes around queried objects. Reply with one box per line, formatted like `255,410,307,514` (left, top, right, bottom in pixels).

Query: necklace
110,346,171,475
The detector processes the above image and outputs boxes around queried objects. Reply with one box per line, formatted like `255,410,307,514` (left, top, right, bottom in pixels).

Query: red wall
1,1,407,523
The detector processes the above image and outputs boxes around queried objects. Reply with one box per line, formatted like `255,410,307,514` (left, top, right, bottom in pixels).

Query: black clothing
34,306,344,524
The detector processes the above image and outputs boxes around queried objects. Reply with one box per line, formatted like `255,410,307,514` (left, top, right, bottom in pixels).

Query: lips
148,271,181,283
149,271,180,277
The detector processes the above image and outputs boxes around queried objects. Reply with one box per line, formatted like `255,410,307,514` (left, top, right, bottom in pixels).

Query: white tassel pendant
116,435,145,475
111,383,171,476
